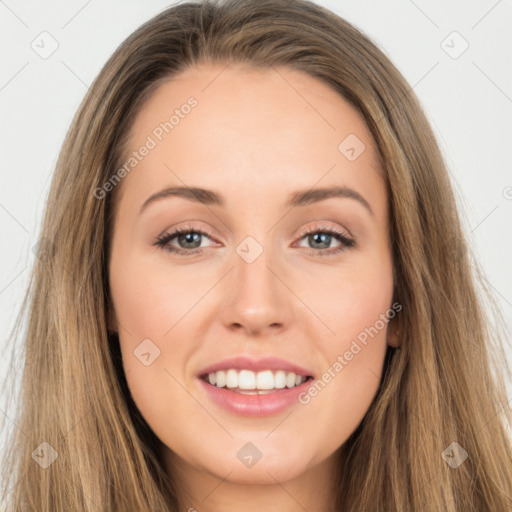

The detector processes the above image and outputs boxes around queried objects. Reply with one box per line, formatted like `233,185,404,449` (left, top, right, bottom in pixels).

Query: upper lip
198,356,315,378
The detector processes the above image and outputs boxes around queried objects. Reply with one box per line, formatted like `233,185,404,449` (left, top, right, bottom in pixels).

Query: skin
108,62,399,512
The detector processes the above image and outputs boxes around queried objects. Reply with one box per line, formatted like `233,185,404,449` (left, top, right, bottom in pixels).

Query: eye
294,224,356,257
154,224,215,256
154,223,356,257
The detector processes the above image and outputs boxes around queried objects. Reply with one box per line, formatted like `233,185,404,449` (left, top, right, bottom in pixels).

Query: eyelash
154,223,356,257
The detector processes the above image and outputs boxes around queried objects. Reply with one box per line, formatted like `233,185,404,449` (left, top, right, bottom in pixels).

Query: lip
198,376,313,417
197,356,315,417
197,356,314,378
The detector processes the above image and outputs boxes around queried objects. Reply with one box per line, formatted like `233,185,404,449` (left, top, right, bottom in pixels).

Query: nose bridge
235,232,278,304
222,231,289,334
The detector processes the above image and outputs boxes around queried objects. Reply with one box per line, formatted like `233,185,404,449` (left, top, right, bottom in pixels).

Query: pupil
180,232,200,248
310,233,330,249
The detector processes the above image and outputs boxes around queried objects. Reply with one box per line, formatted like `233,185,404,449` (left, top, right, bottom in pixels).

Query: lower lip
198,377,313,417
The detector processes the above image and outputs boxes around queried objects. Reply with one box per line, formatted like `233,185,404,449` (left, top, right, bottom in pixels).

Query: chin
202,444,314,484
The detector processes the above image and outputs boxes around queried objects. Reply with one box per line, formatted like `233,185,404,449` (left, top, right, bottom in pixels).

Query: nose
219,239,293,337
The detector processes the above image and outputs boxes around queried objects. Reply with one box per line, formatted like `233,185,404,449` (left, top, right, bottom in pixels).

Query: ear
387,316,400,348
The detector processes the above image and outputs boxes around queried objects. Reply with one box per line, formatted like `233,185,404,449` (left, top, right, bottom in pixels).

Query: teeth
274,370,287,389
238,369,256,389
286,372,296,388
216,370,225,388
206,369,308,391
256,370,274,389
226,369,238,388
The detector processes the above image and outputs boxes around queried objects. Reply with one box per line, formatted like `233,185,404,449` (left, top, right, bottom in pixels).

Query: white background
1,0,511,471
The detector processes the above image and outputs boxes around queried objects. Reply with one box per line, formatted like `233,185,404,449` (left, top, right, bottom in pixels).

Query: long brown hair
1,0,511,510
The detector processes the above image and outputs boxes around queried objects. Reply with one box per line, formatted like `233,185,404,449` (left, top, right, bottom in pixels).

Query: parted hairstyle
1,0,511,510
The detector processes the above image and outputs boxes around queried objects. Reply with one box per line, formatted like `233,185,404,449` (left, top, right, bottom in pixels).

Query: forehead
118,63,385,216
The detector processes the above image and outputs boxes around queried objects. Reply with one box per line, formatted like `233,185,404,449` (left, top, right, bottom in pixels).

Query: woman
1,0,511,510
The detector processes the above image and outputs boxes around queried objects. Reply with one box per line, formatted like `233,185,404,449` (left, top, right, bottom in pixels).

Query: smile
200,369,312,394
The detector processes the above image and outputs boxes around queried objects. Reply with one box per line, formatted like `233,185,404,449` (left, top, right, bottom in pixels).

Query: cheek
109,251,213,444
109,250,208,337
295,256,393,428
299,250,394,350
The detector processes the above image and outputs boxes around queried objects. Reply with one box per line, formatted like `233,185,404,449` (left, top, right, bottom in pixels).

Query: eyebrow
139,185,374,216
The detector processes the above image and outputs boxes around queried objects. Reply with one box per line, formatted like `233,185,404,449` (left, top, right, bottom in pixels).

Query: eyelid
297,221,353,240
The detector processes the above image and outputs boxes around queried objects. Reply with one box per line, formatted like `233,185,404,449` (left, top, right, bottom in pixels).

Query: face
108,63,398,490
